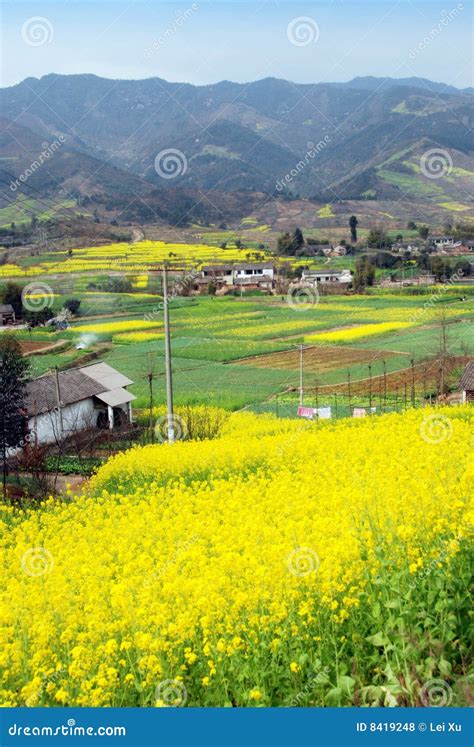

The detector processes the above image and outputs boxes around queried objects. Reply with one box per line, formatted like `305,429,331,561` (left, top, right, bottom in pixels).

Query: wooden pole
54,367,64,437
299,345,304,406
368,365,372,412
163,265,175,443
148,352,154,443
347,370,352,416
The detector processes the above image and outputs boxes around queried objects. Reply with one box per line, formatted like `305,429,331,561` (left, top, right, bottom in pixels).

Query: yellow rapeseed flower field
0,407,472,707
305,321,415,343
113,331,165,344
72,320,163,336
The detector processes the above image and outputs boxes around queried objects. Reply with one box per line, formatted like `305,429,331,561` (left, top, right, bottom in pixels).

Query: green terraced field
3,280,473,411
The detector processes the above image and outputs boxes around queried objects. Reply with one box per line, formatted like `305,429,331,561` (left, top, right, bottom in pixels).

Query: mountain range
0,74,473,227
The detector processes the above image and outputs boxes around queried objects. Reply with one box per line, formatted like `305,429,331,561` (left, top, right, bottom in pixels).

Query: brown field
305,356,471,396
18,340,53,354
235,345,403,373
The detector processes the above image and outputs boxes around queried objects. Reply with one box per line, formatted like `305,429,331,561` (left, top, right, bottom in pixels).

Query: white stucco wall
28,398,100,446
234,267,274,279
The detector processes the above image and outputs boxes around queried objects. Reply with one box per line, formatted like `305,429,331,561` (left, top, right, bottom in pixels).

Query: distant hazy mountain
0,74,472,224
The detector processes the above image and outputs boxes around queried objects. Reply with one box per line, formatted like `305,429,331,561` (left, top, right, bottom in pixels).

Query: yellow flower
249,689,262,701
0,404,471,706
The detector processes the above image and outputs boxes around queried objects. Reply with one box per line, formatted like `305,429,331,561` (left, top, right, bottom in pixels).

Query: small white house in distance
460,361,474,403
25,362,136,446
0,304,16,326
201,263,275,288
301,269,352,284
233,264,275,282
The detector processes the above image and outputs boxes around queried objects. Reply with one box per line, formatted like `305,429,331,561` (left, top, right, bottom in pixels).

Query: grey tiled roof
25,370,107,415
460,361,474,390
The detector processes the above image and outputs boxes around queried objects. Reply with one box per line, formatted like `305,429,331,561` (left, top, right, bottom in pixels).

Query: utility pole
147,352,154,443
368,364,372,412
299,345,304,406
347,370,352,416
54,367,64,437
1,370,5,502
383,360,387,412
163,265,175,443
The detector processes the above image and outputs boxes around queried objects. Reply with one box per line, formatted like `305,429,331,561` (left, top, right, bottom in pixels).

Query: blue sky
1,1,472,88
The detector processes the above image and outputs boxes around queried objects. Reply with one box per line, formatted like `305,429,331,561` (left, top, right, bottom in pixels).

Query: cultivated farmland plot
1,240,473,709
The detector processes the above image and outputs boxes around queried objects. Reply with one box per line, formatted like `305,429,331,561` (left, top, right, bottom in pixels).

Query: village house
25,362,136,446
391,241,423,255
380,273,436,288
0,304,15,326
429,236,463,252
460,361,474,403
430,236,455,249
301,268,352,285
314,244,333,257
196,263,275,293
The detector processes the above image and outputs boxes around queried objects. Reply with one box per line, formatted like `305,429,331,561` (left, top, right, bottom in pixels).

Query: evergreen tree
0,336,30,498
349,215,358,243
2,282,23,319
292,227,304,251
353,257,375,292
277,232,294,256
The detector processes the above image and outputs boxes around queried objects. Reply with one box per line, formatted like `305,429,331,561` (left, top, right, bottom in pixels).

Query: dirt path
51,473,87,493
130,228,145,243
